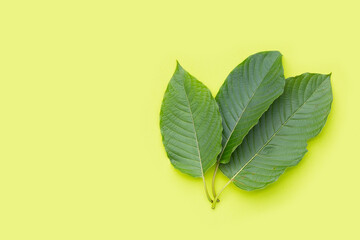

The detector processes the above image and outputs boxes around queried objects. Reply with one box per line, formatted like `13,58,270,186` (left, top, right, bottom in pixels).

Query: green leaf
220,73,333,191
216,51,285,164
160,62,223,178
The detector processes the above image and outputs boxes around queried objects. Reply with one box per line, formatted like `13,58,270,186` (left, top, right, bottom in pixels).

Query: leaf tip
263,50,282,57
274,50,282,56
175,60,183,70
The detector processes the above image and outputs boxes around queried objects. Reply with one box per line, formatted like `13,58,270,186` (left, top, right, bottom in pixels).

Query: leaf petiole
211,179,233,209
203,177,213,203
212,160,220,200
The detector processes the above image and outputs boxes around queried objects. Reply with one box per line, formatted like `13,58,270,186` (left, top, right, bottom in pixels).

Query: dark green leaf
160,62,223,178
220,73,332,190
216,51,285,164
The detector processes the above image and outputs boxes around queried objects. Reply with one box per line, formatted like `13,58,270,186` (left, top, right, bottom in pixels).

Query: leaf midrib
229,78,328,182
183,78,205,178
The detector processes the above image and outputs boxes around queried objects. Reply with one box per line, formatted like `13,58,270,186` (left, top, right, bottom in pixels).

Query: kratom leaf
160,62,222,178
220,73,332,191
216,51,285,164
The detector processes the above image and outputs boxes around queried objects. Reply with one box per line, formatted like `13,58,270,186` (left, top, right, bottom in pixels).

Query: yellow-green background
0,0,358,239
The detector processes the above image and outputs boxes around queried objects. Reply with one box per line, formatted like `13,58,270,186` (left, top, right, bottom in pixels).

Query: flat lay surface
0,0,359,239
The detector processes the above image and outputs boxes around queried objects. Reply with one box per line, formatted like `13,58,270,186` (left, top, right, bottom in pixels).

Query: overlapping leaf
216,51,285,164
220,73,333,190
160,62,222,178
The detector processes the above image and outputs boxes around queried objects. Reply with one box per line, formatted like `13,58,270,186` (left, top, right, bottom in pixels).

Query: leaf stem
203,177,213,203
211,179,232,209
211,160,220,199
